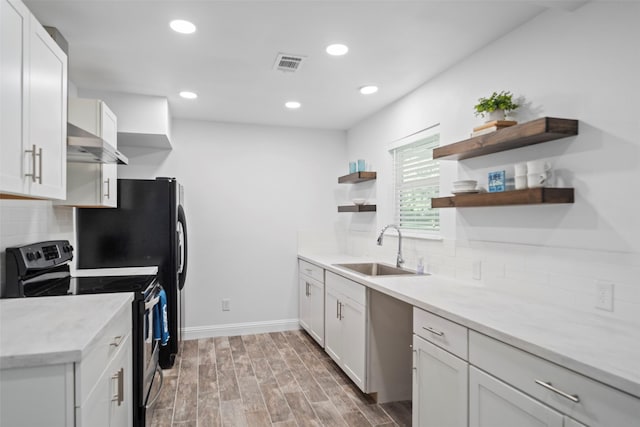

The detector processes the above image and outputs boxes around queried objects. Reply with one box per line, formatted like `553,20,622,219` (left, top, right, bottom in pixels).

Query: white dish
453,180,477,187
352,198,367,205
452,189,480,195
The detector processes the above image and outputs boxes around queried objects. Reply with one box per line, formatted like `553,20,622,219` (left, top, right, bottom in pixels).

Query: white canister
526,160,551,174
515,175,527,190
514,162,527,176
527,172,548,188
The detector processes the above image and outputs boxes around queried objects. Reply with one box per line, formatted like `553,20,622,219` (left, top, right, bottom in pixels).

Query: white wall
117,119,347,336
345,2,640,324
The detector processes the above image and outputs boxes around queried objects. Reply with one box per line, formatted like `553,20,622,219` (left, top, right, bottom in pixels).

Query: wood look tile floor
150,330,411,427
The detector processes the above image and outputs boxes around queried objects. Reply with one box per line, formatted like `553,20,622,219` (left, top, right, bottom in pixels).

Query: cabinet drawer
469,331,640,427
76,304,131,405
326,271,366,306
299,259,324,283
413,307,468,360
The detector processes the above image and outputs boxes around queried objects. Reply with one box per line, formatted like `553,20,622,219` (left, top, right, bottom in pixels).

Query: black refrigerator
76,177,188,368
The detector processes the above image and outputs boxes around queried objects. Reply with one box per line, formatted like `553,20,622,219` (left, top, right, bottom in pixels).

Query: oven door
142,286,163,424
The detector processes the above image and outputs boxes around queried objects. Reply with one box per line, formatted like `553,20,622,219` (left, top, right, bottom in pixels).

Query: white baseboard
182,318,300,340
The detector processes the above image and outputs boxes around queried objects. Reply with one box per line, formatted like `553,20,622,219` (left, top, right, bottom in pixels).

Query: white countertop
0,293,133,369
299,252,640,399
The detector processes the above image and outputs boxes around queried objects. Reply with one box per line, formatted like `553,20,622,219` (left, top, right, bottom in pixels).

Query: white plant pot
486,109,506,122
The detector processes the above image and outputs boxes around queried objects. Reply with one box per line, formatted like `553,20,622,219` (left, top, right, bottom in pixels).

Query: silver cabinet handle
423,326,444,336
339,302,343,320
306,282,310,297
534,380,580,403
110,335,123,347
112,368,124,406
305,268,312,273
412,349,417,371
336,300,340,319
36,146,42,184
25,144,37,183
104,178,111,199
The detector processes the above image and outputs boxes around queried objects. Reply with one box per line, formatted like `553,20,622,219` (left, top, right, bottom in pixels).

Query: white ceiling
24,1,573,130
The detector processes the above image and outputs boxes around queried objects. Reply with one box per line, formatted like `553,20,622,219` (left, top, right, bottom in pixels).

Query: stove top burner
23,275,158,297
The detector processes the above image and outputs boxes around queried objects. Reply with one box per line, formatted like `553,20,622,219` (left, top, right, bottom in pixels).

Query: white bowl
352,198,367,205
453,180,477,188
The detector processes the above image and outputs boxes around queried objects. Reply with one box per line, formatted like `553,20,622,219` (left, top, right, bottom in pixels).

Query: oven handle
145,366,164,409
144,295,160,343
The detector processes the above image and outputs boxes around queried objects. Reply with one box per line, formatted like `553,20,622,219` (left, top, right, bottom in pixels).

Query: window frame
388,124,442,240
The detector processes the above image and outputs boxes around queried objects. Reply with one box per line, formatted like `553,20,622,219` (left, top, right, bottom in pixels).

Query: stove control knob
35,251,42,259
26,252,36,261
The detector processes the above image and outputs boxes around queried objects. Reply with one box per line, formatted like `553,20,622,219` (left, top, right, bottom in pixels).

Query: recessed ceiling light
179,91,198,99
170,19,196,34
326,44,349,56
285,101,301,109
359,85,379,95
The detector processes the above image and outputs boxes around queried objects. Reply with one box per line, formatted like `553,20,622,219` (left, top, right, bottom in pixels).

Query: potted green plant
474,91,519,121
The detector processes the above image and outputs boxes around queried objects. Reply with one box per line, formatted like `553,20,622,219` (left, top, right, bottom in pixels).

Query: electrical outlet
595,281,614,311
222,298,231,311
472,261,482,280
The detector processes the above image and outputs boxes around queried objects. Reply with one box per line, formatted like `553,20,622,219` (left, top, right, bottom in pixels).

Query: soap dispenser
417,257,425,275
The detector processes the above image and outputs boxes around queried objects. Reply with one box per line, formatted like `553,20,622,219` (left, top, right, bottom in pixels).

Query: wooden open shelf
431,188,574,208
433,117,578,161
338,204,377,213
338,171,377,184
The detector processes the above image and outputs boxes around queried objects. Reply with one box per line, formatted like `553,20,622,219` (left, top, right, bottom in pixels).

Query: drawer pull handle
110,336,123,347
305,268,313,273
112,368,124,406
423,326,444,337
534,380,580,403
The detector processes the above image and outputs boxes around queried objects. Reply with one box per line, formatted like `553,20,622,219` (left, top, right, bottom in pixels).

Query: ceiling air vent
273,53,306,72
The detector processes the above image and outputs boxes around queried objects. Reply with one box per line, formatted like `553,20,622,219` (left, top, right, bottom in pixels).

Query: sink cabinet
324,270,412,401
298,260,325,347
325,271,367,390
0,0,67,200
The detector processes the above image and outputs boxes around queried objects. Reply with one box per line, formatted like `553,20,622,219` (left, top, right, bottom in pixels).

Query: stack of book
471,120,517,137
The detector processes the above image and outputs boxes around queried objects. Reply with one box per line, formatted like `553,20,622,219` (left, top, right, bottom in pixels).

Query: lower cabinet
413,335,468,427
0,308,132,427
325,271,366,390
298,259,325,347
413,307,468,427
469,366,564,427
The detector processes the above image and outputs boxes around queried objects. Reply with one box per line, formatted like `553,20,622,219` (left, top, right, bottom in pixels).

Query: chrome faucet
377,224,404,268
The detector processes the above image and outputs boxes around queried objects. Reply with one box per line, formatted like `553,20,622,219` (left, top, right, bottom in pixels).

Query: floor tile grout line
169,349,182,426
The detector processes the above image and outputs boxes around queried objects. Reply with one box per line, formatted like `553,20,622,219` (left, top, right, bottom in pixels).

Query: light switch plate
222,298,231,311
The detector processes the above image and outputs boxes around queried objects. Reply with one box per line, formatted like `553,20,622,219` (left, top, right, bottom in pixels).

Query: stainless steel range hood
67,123,128,164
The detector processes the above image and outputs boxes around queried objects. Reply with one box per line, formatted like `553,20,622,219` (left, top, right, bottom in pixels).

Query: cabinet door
27,15,66,199
469,366,563,427
0,0,29,195
341,297,366,390
413,335,468,427
101,163,117,207
79,334,132,427
299,276,312,332
324,285,342,365
307,278,324,347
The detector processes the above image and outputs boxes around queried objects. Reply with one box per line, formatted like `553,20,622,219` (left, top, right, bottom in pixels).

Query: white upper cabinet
62,98,118,207
0,0,67,200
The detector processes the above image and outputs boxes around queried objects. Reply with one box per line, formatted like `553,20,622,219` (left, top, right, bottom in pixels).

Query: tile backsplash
0,200,74,294
346,231,640,326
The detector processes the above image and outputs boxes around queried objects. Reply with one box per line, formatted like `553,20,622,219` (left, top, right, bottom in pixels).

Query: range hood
67,123,128,165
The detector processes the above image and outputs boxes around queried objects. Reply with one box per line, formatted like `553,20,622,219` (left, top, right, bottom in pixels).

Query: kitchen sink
334,262,417,276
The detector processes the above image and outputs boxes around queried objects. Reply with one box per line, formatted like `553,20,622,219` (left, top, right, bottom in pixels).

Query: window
390,126,440,233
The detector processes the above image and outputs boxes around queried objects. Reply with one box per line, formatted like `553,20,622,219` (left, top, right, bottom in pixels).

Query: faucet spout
376,224,404,268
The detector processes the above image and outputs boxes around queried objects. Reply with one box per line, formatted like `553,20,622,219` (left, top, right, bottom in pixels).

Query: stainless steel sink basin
334,262,416,276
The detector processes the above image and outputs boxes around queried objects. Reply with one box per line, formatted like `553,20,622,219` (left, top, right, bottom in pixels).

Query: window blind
392,133,440,232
